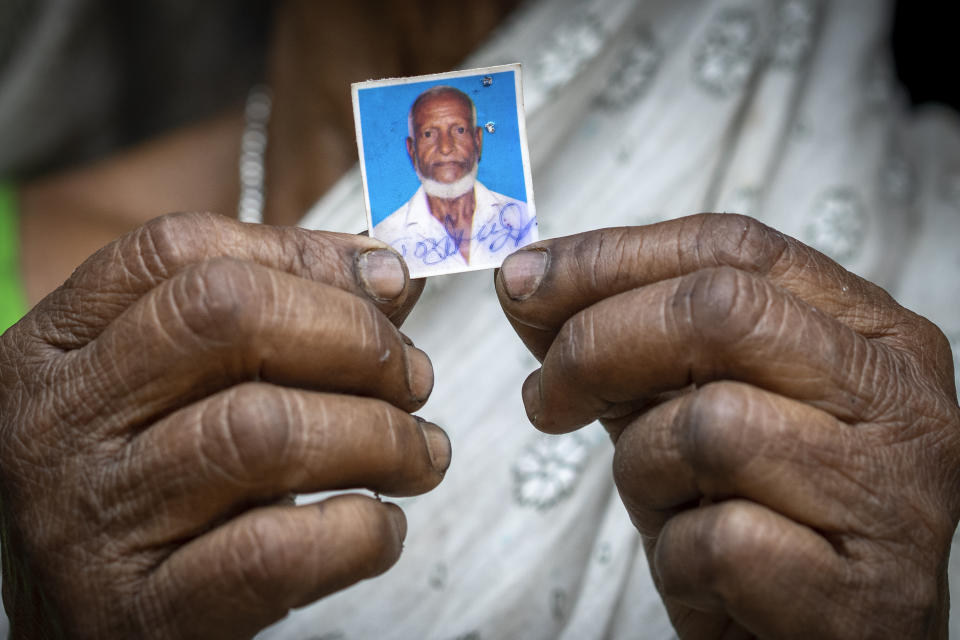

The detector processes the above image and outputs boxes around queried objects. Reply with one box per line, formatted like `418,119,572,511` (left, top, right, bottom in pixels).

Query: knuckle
552,309,599,384
611,431,660,515
349,297,396,364
913,315,956,381
174,258,261,342
137,212,220,277
682,382,750,474
199,384,296,485
574,227,636,290
375,403,419,475
228,515,298,605
280,228,356,285
695,505,758,603
693,213,788,274
674,267,767,346
918,316,952,357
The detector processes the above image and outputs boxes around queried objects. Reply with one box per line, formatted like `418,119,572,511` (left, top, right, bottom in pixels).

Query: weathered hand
496,214,960,639
0,212,448,639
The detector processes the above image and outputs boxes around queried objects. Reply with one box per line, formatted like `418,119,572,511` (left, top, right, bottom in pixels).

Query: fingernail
357,249,406,301
521,369,543,427
384,502,407,544
501,249,548,300
417,419,452,474
405,345,434,403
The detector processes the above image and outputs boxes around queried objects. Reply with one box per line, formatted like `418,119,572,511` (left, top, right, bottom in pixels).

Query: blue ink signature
390,203,537,266
476,203,537,252
413,232,465,265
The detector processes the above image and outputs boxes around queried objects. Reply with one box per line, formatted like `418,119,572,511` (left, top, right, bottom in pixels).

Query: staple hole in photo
351,63,537,279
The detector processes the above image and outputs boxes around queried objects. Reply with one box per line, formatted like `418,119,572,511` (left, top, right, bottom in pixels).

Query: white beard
416,163,478,200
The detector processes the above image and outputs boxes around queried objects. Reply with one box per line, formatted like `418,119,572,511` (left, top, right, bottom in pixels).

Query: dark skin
406,91,484,263
496,217,960,638
2,214,443,638
3,1,514,638
3,1,960,638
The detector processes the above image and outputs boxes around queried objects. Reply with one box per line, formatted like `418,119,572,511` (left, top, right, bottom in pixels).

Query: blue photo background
357,70,527,226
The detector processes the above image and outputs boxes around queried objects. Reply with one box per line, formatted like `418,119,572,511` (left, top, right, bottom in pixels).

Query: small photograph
352,64,537,278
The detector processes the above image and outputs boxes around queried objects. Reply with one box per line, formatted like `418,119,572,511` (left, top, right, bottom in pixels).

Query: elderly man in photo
372,85,537,276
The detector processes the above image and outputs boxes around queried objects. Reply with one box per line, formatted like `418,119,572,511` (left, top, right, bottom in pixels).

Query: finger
60,257,434,434
496,215,919,362
30,211,422,349
613,381,872,538
522,266,908,433
117,383,450,545
146,495,406,639
652,499,870,639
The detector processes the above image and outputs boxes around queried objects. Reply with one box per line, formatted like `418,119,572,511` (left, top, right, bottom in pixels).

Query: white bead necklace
237,85,272,224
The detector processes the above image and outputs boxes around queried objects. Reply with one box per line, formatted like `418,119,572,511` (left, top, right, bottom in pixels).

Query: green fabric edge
0,180,28,334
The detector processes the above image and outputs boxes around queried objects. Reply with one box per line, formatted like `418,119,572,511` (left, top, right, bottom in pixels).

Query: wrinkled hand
0,212,449,639
496,214,960,639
